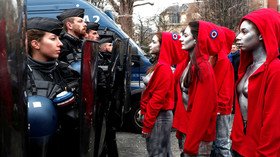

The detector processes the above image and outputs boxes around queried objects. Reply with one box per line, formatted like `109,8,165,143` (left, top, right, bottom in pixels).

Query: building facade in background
159,0,279,33
262,0,280,11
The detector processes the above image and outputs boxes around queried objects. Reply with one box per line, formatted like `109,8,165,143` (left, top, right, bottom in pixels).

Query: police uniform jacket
58,32,83,64
26,56,80,99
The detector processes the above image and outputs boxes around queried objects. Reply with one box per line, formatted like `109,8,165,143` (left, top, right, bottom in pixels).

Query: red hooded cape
173,21,222,155
231,8,280,156
213,27,235,115
173,58,189,135
140,32,187,133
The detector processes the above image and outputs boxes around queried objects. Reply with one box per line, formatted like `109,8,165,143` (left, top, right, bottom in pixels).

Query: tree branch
108,0,120,13
133,2,154,8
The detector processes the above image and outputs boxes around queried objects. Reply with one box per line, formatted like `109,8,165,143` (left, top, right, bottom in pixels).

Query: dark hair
188,21,199,40
27,29,45,56
155,32,162,45
180,27,185,33
147,32,162,74
184,21,200,87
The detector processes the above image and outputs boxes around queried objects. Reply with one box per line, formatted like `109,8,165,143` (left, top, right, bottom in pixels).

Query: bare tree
107,0,154,38
197,0,262,30
134,13,175,54
148,15,169,32
134,16,154,52
86,0,108,10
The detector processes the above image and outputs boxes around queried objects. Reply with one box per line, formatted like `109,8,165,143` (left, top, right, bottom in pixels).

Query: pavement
116,131,181,157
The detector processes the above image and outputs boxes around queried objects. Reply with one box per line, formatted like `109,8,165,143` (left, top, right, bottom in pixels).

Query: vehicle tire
126,100,142,133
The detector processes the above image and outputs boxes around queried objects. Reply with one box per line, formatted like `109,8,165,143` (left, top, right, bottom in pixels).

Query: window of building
169,13,180,23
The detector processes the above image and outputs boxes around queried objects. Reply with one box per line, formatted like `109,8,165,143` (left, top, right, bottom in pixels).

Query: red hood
195,21,224,63
239,8,280,75
158,32,187,65
219,27,235,61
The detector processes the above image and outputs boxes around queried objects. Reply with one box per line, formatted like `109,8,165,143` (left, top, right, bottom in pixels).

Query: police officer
26,17,80,157
98,37,113,66
85,22,100,41
57,8,87,71
95,36,120,157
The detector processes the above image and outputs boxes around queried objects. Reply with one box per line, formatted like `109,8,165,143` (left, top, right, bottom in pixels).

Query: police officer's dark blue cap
87,22,100,31
57,8,85,22
27,17,63,36
99,37,113,44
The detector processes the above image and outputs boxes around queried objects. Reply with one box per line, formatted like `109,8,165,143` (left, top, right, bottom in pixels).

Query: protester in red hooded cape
231,8,280,157
173,20,222,156
210,26,235,156
172,54,190,135
172,29,190,155
172,28,190,136
172,50,190,156
140,32,187,156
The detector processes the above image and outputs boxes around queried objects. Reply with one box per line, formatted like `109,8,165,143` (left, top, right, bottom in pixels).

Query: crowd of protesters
141,8,280,157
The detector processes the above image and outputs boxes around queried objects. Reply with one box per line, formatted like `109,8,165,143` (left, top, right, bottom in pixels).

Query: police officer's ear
31,40,40,50
65,18,75,30
66,21,73,30
259,35,263,41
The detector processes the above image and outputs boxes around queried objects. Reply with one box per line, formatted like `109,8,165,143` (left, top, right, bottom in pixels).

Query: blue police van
27,0,150,133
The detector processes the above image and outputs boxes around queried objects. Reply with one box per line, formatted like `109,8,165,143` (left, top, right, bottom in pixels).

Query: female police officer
26,17,80,157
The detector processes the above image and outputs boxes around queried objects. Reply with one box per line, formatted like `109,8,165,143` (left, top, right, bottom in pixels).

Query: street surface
117,131,181,157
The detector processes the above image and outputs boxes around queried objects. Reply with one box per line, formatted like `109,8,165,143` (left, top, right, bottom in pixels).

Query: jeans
211,114,233,157
231,150,242,157
146,110,173,157
179,137,213,157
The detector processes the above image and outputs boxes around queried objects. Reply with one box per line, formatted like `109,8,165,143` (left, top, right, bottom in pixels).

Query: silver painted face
149,35,160,55
236,20,261,52
179,26,196,51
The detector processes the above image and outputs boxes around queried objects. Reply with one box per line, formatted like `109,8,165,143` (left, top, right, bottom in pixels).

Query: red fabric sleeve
256,69,280,156
184,63,217,155
142,65,173,133
216,61,234,115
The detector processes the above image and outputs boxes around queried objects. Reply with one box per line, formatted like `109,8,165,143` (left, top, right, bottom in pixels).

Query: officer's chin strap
27,64,38,95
